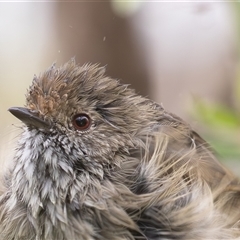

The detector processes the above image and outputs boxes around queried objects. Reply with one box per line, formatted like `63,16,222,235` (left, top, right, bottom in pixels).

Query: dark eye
72,114,91,131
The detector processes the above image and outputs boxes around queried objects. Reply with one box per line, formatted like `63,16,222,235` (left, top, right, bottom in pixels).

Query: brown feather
0,60,239,239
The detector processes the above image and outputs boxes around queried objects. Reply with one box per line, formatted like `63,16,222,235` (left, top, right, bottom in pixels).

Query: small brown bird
0,59,240,240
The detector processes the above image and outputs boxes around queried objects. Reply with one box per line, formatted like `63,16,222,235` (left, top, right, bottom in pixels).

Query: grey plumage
0,59,240,239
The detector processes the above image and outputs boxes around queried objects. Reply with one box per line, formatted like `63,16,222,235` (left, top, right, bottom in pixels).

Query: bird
0,59,240,240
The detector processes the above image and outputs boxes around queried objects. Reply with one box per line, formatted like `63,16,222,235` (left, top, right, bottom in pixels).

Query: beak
8,107,50,129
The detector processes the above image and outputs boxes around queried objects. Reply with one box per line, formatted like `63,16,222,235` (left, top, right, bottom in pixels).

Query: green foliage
110,0,142,17
192,93,240,160
193,99,240,130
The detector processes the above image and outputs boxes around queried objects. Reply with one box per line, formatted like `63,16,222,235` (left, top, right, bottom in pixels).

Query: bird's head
9,59,162,177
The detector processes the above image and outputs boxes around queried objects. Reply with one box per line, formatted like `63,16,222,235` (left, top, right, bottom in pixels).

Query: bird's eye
72,114,91,131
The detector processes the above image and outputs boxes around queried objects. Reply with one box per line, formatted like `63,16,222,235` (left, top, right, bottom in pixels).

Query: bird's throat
11,128,97,225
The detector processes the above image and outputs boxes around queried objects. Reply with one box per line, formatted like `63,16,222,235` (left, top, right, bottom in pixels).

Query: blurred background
0,1,239,174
